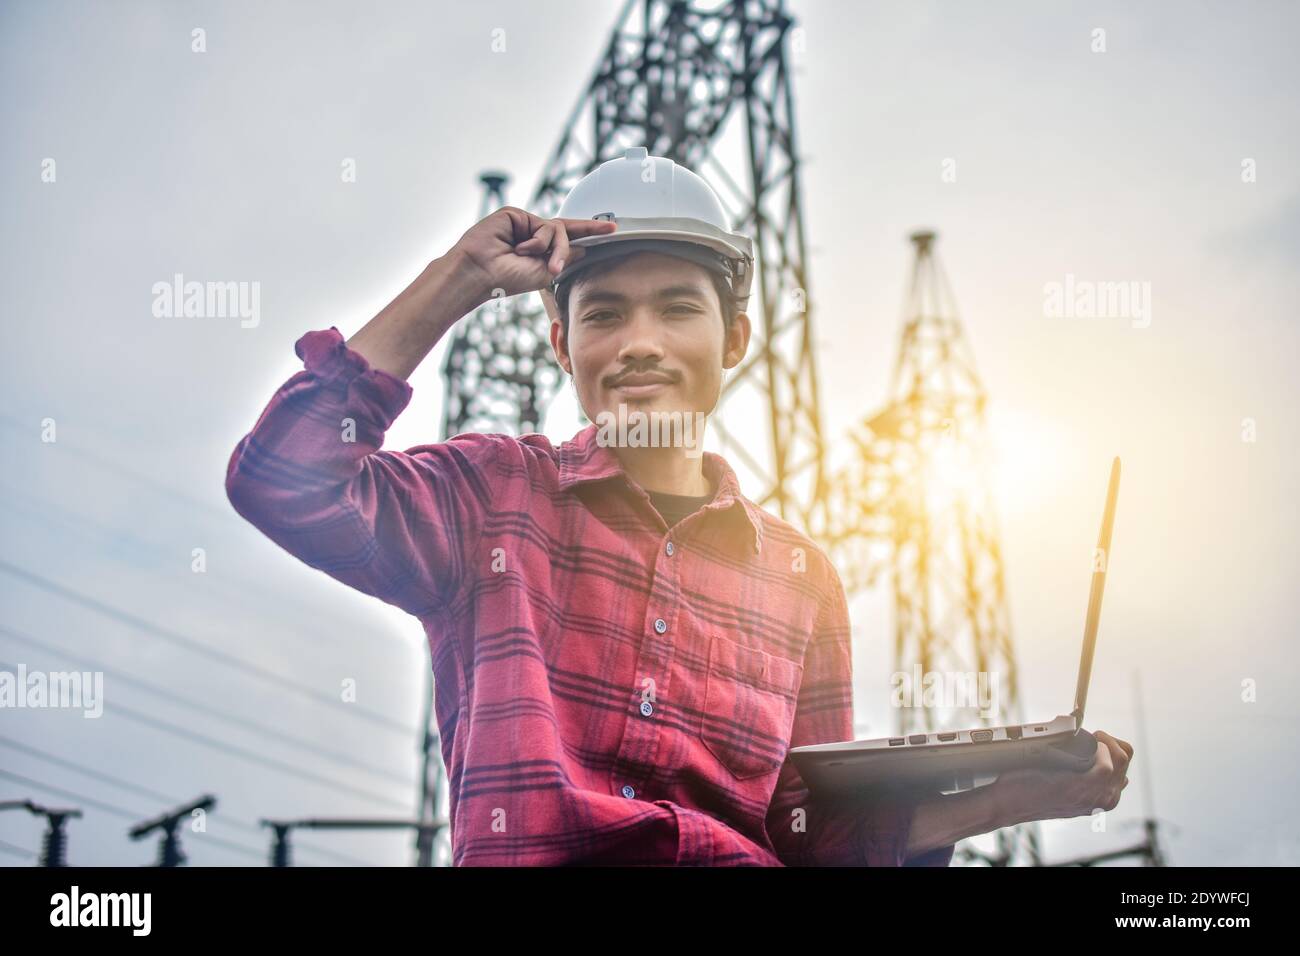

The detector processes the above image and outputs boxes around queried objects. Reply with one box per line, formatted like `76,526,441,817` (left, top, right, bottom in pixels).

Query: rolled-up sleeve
764,566,955,866
225,326,500,617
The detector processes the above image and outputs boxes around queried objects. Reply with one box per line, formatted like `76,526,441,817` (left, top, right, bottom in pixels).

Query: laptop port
908,734,927,745
1006,725,1022,740
971,729,993,742
888,737,905,746
937,732,957,742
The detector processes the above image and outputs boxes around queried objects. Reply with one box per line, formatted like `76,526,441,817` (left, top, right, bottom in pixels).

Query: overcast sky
2,0,1297,866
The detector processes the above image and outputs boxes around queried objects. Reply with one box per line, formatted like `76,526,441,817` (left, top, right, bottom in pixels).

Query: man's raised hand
452,207,618,301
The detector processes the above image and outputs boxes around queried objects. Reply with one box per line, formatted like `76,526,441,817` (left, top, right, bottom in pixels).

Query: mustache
607,364,681,387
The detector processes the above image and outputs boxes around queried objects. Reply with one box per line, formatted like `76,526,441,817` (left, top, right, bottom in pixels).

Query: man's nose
616,308,667,365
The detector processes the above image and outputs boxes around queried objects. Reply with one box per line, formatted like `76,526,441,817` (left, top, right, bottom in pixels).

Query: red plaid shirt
225,327,954,867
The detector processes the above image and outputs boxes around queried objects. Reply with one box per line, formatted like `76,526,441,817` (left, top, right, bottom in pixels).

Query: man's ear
547,307,572,376
723,310,751,370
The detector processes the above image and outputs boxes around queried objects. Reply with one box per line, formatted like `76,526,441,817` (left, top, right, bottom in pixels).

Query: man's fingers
560,218,619,239
508,214,610,276
502,207,547,245
514,215,613,256
515,222,554,254
549,221,571,275
1100,737,1128,778
1095,731,1132,772
1089,737,1115,777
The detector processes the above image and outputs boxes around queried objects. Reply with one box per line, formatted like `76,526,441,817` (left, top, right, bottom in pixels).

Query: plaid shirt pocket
701,633,804,780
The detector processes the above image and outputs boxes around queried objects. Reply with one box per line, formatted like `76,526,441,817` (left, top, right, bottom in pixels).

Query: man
226,149,1132,865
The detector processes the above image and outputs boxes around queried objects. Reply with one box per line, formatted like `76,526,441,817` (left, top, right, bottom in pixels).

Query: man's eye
584,311,617,322
666,303,701,313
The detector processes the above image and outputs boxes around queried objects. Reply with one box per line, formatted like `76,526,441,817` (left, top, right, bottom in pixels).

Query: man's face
548,250,750,427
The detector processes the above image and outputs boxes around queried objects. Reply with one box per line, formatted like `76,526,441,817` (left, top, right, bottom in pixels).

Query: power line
0,413,231,522
1,736,180,807
0,625,413,787
2,413,430,861
0,559,415,737
0,738,371,866
0,838,38,861
0,476,409,657
0,659,411,812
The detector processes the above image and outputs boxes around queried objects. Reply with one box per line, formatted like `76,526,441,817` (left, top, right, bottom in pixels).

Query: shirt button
621,785,636,799
665,541,675,556
654,618,667,634
640,700,654,717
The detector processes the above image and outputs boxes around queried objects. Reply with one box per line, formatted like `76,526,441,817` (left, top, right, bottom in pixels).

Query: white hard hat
550,146,755,309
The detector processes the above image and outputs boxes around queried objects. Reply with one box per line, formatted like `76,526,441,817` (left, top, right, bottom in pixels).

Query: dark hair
556,255,739,343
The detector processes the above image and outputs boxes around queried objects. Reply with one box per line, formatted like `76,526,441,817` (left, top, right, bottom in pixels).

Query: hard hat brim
554,216,754,304
569,216,752,260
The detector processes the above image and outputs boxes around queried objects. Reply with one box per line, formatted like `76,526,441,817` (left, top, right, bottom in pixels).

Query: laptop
789,457,1121,797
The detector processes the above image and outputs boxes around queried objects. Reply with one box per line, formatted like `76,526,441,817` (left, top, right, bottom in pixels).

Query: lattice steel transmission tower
824,231,1040,865
440,0,827,529
885,231,1020,740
